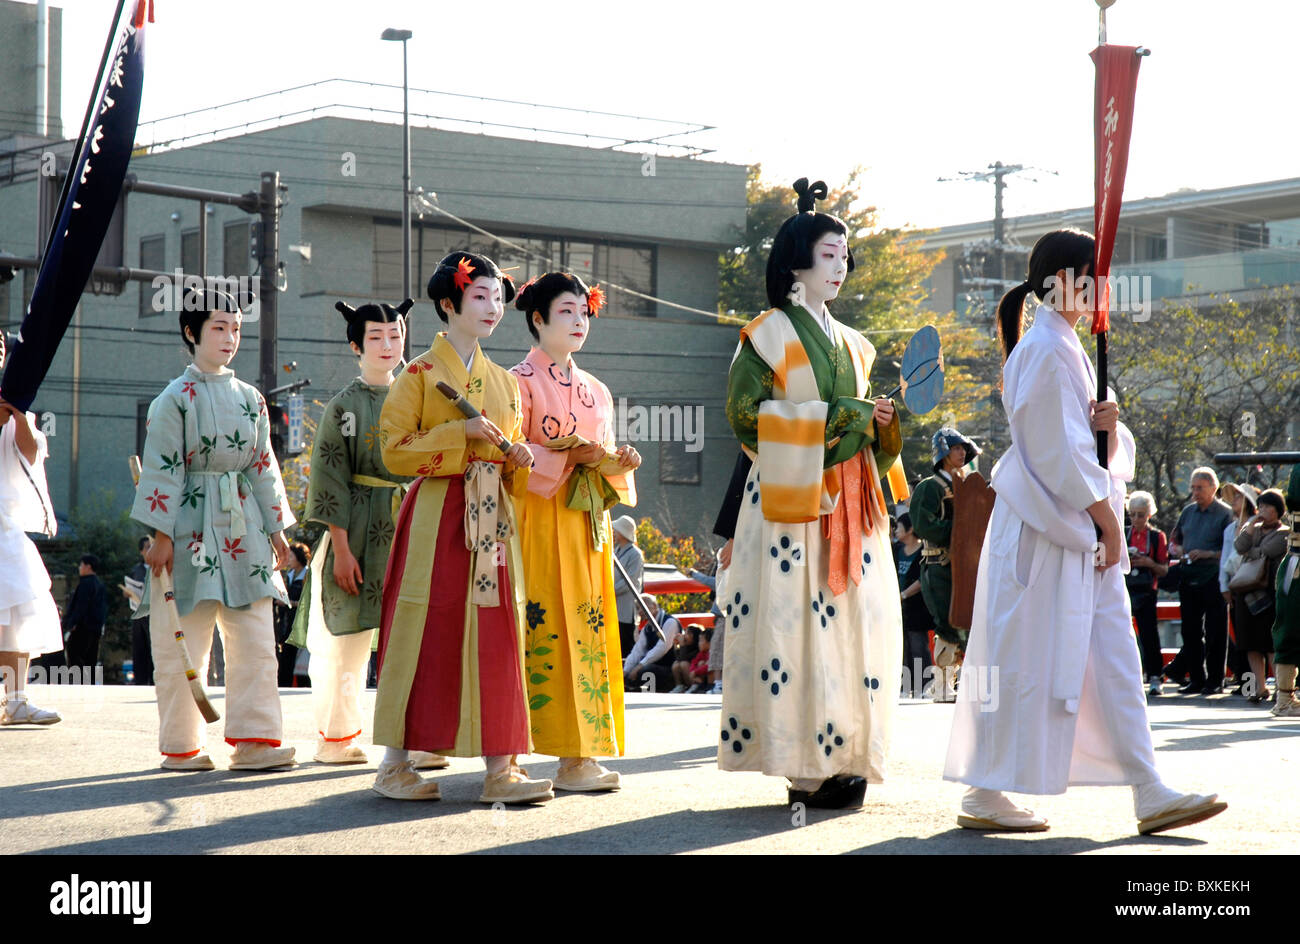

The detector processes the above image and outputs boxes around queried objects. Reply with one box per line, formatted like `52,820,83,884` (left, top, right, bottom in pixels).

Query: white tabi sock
1132,781,1206,819
962,787,1037,817
382,747,409,767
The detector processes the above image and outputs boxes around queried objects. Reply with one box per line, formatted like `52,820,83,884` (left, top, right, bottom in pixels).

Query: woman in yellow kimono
371,250,551,805
510,272,640,792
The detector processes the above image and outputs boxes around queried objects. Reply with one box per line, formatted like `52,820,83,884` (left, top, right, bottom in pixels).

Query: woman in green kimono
291,299,443,769
718,179,904,809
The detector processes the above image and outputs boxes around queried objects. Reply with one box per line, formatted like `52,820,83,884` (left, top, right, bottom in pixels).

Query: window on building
566,241,595,281
659,440,701,485
23,267,36,316
136,399,151,460
596,244,656,317
181,229,200,277
1136,233,1167,262
495,235,561,289
376,219,656,316
374,221,399,297
655,402,702,485
139,234,165,316
1265,218,1300,248
417,224,472,291
224,221,250,278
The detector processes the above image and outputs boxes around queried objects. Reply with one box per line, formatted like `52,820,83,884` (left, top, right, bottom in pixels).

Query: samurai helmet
931,427,980,472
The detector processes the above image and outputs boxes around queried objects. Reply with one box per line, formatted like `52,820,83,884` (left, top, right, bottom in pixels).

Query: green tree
1109,289,1300,529
635,518,711,616
281,404,323,550
39,490,147,683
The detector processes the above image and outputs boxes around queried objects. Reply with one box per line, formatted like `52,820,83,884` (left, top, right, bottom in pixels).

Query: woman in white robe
0,382,63,726
943,229,1227,836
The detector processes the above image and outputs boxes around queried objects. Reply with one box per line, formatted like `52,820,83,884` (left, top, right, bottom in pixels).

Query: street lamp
381,27,413,356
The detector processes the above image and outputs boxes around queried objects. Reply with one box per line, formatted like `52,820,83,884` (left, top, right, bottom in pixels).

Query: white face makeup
191,310,241,372
791,231,849,311
534,290,590,360
353,319,406,377
444,276,506,339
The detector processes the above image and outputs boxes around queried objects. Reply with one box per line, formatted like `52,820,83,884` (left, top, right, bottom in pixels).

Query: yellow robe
511,346,632,757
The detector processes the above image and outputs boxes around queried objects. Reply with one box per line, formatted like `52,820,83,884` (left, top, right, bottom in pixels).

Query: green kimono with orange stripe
718,303,905,781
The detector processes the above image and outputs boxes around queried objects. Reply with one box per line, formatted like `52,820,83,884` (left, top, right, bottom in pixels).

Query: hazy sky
42,0,1291,231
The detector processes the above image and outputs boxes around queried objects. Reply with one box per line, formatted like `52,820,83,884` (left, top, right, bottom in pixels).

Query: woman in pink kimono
510,272,640,792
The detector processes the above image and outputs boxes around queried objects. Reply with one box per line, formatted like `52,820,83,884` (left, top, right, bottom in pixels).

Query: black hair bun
335,300,357,319
379,298,415,319
793,177,828,213
513,278,534,312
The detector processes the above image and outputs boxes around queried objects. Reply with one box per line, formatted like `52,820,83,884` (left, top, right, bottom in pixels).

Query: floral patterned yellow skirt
517,488,625,758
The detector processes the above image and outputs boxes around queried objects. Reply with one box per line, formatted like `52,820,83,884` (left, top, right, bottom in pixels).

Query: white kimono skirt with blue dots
719,307,902,782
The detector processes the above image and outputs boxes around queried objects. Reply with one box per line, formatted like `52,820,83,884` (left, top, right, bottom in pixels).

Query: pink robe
509,347,634,757
511,348,633,502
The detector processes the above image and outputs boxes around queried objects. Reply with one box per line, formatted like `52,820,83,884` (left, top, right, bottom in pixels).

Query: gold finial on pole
1097,0,1118,45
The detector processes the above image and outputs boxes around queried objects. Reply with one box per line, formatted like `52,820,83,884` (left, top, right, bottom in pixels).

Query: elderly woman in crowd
1126,491,1169,696
1218,482,1258,692
1232,488,1290,705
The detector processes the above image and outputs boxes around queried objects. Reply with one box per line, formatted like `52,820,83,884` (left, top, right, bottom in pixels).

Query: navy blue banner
1,6,147,412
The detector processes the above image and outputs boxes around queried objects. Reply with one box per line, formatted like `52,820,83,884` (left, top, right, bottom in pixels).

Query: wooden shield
948,471,996,631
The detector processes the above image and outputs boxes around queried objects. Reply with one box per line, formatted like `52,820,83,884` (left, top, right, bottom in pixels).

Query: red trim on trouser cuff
225,737,283,747
320,730,362,742
162,748,202,758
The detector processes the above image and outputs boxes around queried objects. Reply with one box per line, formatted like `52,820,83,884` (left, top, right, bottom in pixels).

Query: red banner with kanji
1089,44,1142,335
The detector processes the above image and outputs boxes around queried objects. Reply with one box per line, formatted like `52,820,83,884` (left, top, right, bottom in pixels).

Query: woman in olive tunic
291,299,443,768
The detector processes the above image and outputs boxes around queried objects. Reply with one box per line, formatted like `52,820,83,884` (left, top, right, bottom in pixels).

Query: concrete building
0,16,749,545
920,177,1300,319
0,0,62,142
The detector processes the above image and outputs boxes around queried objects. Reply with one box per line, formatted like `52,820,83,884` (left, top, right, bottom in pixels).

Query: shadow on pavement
845,829,1207,855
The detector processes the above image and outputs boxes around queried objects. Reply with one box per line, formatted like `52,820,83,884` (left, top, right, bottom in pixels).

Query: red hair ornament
452,257,476,291
586,284,605,316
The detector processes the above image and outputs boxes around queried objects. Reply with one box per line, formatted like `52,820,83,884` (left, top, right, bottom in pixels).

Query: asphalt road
2,683,1293,855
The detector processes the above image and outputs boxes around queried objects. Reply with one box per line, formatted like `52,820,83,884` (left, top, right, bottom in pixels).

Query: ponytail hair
996,228,1095,361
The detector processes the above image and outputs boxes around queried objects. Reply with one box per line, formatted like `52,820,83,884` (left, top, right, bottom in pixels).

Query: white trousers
945,508,1160,794
149,583,282,755
308,628,373,741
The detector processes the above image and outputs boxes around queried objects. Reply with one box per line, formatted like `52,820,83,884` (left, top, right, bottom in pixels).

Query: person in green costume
290,299,443,770
910,427,980,702
1270,464,1300,718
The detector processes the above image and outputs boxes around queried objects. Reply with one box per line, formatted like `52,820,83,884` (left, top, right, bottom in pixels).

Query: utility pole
939,161,1051,292
257,171,282,401
938,161,1054,459
381,27,414,356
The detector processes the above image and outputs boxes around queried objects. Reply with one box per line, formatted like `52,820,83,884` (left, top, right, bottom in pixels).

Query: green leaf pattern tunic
130,364,296,618
292,379,412,640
